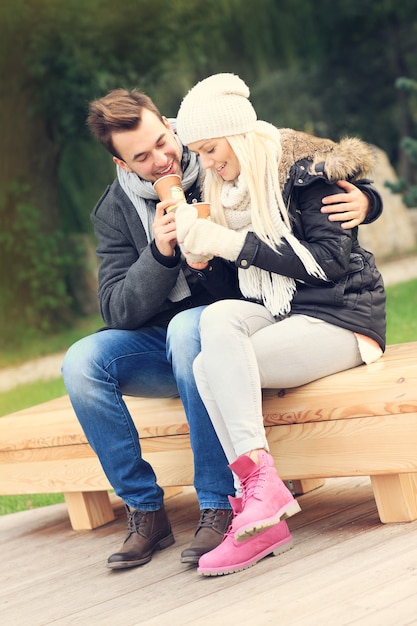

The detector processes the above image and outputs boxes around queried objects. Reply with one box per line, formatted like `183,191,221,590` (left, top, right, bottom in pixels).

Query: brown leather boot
107,506,175,569
180,508,233,564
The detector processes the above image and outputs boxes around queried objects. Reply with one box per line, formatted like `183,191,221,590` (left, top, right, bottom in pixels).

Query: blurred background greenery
1,0,417,351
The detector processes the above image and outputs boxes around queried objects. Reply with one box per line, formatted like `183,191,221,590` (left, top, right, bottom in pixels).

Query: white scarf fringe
221,165,326,317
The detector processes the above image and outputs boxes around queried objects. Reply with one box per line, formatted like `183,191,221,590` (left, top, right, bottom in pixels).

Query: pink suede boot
197,496,293,576
230,451,300,542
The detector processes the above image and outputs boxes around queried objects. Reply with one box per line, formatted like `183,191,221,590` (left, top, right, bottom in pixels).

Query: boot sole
180,554,200,564
234,499,301,542
107,533,175,569
197,536,294,576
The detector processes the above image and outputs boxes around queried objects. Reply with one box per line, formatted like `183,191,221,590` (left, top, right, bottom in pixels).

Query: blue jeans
62,306,234,512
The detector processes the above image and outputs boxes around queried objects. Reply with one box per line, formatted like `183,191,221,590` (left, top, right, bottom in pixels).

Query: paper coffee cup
153,174,186,213
193,202,211,219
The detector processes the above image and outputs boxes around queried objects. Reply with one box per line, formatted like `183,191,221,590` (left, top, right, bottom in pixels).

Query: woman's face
187,137,240,181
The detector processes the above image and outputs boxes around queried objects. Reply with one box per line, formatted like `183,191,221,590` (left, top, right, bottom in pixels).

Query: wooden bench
1,342,416,530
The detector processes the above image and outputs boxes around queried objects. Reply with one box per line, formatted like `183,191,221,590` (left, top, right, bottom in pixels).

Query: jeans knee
166,306,205,366
62,335,98,394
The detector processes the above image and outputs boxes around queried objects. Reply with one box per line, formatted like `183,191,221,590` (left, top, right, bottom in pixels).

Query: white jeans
193,299,362,465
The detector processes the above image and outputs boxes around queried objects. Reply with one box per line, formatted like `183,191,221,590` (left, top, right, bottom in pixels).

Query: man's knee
62,334,98,387
167,307,204,349
167,307,205,368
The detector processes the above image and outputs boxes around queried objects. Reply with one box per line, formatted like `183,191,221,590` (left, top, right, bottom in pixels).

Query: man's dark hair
87,88,164,158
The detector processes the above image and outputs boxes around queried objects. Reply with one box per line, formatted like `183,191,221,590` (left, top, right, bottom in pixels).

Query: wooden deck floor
1,477,417,626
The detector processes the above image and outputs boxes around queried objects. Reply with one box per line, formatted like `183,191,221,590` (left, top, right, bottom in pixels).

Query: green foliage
0,182,82,340
1,0,417,345
25,0,188,137
386,278,417,344
385,77,417,206
58,139,115,234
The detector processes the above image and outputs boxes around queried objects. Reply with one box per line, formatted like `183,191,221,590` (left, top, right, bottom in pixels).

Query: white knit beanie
176,73,257,146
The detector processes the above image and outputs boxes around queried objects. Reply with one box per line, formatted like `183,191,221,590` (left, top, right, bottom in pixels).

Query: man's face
112,109,183,183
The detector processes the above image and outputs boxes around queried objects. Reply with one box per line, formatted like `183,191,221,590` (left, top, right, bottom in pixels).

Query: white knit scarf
220,168,326,317
117,133,200,302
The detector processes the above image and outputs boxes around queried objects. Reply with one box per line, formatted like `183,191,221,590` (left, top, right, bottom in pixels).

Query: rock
358,146,416,261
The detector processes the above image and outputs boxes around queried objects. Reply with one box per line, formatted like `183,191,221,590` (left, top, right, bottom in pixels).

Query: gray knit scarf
117,132,200,302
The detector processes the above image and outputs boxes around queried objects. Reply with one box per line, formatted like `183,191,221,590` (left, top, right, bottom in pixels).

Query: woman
175,73,386,576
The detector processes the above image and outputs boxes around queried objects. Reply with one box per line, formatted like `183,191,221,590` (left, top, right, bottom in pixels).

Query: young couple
62,73,385,577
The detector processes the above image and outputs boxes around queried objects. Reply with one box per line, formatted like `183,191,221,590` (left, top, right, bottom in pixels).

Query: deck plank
1,477,417,626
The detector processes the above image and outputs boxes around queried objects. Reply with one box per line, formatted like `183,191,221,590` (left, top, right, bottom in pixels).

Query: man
62,88,382,570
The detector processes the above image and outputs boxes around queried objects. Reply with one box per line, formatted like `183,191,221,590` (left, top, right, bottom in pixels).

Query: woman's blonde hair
203,126,291,248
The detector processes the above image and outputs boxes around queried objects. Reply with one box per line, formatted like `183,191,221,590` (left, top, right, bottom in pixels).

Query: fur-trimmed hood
278,128,376,190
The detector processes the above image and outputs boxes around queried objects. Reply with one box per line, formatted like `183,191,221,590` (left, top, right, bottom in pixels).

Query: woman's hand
321,180,370,229
182,218,245,262
175,203,213,265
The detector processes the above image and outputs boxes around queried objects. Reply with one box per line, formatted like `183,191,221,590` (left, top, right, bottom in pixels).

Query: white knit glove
175,203,198,242
175,203,213,264
183,216,245,262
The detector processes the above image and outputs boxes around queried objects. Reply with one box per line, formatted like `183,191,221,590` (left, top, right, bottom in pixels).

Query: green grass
0,314,102,516
0,378,70,515
0,279,416,516
0,494,65,516
0,313,103,369
0,377,67,417
385,278,417,344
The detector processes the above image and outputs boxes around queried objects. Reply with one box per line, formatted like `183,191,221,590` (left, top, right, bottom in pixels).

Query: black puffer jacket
199,130,386,351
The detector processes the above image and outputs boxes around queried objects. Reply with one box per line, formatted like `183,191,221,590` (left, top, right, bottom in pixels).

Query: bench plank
268,413,417,477
263,342,417,424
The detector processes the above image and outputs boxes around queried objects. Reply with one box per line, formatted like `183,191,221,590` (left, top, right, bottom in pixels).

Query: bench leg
285,478,325,496
371,473,417,523
64,491,115,530
163,486,183,499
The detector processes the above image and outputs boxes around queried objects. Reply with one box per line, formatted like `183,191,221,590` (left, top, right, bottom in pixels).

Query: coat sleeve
354,179,383,224
92,194,182,329
236,179,354,284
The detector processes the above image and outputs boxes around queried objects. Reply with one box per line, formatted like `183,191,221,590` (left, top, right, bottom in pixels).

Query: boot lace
221,521,236,544
240,464,267,506
197,508,231,533
126,508,148,536
197,508,221,530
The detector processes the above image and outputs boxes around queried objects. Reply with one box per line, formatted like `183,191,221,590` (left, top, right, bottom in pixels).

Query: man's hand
321,180,370,229
152,200,178,256
186,259,210,270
